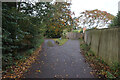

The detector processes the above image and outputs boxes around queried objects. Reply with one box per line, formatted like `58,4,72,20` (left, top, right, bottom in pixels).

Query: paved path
23,39,94,78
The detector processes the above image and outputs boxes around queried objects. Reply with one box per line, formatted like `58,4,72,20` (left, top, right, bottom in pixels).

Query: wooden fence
84,27,120,65
66,32,83,39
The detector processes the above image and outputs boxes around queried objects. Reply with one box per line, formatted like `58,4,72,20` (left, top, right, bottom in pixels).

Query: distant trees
78,9,114,29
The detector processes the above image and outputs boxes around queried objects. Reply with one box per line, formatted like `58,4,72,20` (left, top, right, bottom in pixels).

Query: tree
45,2,74,38
78,9,114,29
110,11,120,27
72,17,79,30
2,2,46,70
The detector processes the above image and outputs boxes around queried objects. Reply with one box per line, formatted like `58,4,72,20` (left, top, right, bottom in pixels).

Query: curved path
23,39,94,78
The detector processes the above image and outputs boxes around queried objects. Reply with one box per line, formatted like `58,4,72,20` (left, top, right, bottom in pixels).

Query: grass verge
53,38,68,46
80,39,120,78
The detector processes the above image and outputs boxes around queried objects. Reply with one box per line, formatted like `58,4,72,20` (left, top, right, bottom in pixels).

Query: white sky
71,0,120,17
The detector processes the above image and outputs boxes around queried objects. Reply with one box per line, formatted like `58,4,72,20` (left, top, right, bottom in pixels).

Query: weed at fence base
80,39,120,78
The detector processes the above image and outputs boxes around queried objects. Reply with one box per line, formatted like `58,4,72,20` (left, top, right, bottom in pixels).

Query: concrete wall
84,27,120,65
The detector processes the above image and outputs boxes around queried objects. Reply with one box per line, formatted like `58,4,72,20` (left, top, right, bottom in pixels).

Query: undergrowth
80,39,120,78
2,39,44,75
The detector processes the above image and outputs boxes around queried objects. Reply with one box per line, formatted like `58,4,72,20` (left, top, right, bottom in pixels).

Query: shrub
80,29,83,33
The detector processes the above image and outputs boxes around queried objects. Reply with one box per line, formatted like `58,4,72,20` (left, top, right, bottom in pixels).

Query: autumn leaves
77,9,115,28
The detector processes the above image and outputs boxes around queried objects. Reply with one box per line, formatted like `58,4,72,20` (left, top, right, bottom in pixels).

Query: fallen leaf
66,74,69,77
36,70,41,73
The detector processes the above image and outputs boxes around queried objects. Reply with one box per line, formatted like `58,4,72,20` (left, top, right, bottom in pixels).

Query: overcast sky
71,0,120,17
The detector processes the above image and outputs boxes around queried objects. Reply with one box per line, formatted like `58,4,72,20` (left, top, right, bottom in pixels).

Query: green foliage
72,29,83,33
45,30,62,38
34,39,44,48
15,53,25,60
87,50,95,56
106,71,116,78
62,29,68,38
110,62,120,77
25,49,34,56
80,43,90,51
2,53,13,70
2,2,45,71
80,29,83,33
44,2,74,38
72,30,79,33
110,11,120,27
110,17,118,27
